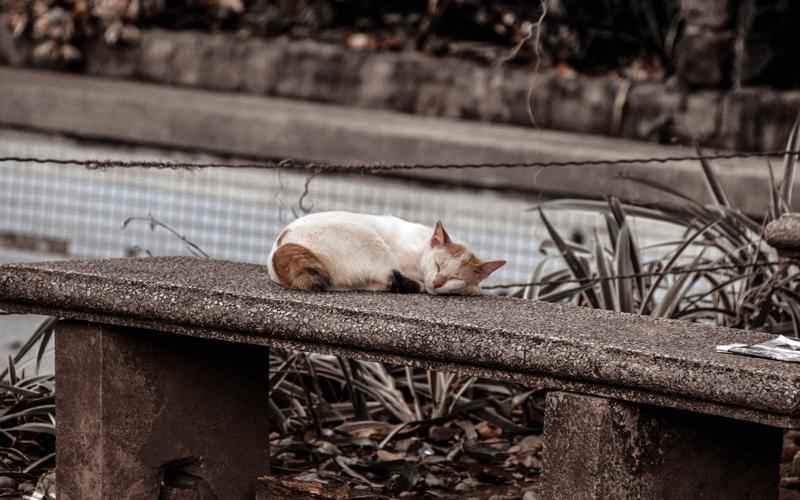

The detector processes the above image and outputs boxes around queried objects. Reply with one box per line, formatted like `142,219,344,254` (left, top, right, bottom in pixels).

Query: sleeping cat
267,211,505,295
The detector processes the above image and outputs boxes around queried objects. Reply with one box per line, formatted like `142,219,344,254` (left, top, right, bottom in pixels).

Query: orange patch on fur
273,243,331,291
463,254,482,269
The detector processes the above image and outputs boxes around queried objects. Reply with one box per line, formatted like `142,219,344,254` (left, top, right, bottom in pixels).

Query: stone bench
0,257,797,499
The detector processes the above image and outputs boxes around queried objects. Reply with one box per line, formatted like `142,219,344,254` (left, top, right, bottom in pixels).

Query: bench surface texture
1,257,800,427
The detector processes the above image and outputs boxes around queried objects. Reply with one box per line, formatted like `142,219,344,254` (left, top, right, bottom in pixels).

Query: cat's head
420,221,506,296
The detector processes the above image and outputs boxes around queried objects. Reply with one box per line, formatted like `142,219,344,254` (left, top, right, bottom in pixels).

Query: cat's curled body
268,211,505,295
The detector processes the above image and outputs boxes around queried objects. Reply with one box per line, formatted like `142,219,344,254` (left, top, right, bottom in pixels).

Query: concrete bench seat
0,257,795,499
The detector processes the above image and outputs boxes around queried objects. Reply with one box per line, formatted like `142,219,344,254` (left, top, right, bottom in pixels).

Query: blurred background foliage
1,0,675,78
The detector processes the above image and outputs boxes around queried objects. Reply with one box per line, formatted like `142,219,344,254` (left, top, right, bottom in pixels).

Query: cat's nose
433,277,446,289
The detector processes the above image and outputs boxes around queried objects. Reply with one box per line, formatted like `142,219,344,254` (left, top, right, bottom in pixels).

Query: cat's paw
463,286,481,296
388,270,422,294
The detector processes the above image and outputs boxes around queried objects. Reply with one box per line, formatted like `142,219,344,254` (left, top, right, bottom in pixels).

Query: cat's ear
478,260,506,279
431,221,451,247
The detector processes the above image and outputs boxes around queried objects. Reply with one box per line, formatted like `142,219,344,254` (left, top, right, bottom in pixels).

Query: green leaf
0,404,56,423
22,451,55,474
0,447,30,462
608,197,645,300
268,352,299,396
767,160,781,221
617,175,704,208
615,224,635,313
638,219,719,314
405,366,422,421
539,239,591,255
652,249,707,318
537,282,597,303
605,213,619,253
6,356,16,386
266,399,288,433
538,208,600,308
523,258,551,300
673,307,737,322
0,317,56,382
446,376,478,415
531,199,688,227
697,145,731,209
35,327,54,375
594,231,617,311
4,422,55,435
680,265,741,313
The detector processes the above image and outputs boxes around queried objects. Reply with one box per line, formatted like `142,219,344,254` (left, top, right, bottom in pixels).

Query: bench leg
55,321,270,500
542,391,781,500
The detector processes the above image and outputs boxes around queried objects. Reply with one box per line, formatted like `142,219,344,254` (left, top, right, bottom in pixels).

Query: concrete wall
39,30,800,153
1,67,798,218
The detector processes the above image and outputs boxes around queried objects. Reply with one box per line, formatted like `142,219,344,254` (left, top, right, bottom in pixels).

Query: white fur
267,211,483,294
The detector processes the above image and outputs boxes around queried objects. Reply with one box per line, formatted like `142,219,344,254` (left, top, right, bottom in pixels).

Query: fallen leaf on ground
429,425,461,442
377,449,408,462
476,421,503,439
509,434,543,454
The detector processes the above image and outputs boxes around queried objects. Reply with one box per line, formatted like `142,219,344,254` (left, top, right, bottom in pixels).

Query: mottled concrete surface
3,257,800,427
542,392,781,500
56,321,269,500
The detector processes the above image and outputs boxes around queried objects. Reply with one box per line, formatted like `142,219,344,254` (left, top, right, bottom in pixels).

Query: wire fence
3,149,800,172
1,130,753,290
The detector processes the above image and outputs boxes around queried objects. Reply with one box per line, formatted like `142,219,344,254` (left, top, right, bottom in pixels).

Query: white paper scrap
716,335,800,362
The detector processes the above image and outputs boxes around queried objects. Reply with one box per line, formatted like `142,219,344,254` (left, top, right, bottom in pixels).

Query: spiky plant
0,316,55,494
521,114,800,335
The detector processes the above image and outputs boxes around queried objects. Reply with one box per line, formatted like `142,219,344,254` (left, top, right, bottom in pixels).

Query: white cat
268,211,505,295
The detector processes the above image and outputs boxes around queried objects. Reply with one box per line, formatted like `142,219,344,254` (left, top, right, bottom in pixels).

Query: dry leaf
454,477,480,492
259,474,350,499
346,32,376,50
335,456,383,488
476,421,503,439
393,438,417,452
312,440,342,456
214,0,243,14
520,453,542,469
351,437,377,449
508,434,543,454
455,420,478,441
428,425,460,442
376,449,407,462
336,421,396,439
424,472,445,488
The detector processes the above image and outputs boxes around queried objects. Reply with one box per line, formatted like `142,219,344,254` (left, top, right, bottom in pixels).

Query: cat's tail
271,243,332,291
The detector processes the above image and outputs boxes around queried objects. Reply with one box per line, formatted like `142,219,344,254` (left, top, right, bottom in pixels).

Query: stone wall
2,19,800,152
76,30,800,153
